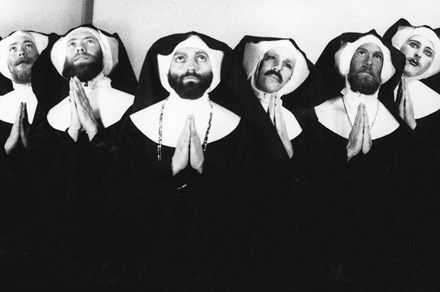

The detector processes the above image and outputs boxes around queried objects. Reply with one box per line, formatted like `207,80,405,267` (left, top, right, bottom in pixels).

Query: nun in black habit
108,32,265,290
383,19,440,287
0,30,48,239
29,24,137,200
228,36,331,288
312,30,419,289
6,25,138,290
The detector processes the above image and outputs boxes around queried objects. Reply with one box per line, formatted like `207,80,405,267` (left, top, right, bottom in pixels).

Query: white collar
47,75,134,131
130,92,241,147
0,83,38,124
315,86,399,139
252,87,302,140
395,78,440,119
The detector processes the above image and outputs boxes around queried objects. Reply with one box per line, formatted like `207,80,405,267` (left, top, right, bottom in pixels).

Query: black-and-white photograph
1,0,440,290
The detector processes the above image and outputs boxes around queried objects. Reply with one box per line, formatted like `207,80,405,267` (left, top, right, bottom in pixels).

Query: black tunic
307,121,425,290
107,117,266,290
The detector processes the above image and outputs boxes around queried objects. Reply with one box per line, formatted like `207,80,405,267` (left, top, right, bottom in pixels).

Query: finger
274,99,282,126
21,102,29,125
362,123,372,154
353,103,363,129
398,95,405,118
363,104,370,129
177,115,191,146
268,95,276,124
74,76,90,105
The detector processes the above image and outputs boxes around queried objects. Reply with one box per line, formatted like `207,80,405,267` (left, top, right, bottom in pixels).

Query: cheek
400,46,413,58
260,60,273,71
281,69,293,82
420,58,433,71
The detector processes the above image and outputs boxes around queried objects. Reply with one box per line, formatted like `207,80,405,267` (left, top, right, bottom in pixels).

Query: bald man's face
7,35,39,84
347,43,383,95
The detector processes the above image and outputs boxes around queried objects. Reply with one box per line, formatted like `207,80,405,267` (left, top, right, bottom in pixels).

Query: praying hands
172,115,204,175
67,76,100,141
346,103,372,161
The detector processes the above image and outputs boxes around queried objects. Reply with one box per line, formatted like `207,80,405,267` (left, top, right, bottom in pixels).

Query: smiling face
347,42,383,95
62,29,103,81
167,46,213,99
256,46,295,94
7,35,39,84
400,35,435,77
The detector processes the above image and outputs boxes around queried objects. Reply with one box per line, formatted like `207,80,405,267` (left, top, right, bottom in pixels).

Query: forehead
406,35,435,50
66,29,99,42
264,46,296,61
265,46,295,59
9,35,35,47
356,42,382,54
173,46,209,56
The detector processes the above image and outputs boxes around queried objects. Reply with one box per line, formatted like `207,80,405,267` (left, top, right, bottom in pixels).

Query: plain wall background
2,0,440,79
92,0,440,78
0,0,84,36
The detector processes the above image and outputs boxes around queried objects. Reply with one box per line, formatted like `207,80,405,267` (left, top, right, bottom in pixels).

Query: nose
18,47,27,58
272,61,282,71
364,54,373,66
186,58,198,72
76,44,86,54
414,49,422,59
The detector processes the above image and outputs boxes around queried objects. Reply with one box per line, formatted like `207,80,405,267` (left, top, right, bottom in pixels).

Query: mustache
180,72,203,80
357,66,377,76
264,70,283,82
73,52,95,60
14,57,34,66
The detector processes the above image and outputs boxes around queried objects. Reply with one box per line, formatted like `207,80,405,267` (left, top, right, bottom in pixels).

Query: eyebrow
409,40,434,52
8,40,34,48
66,36,97,43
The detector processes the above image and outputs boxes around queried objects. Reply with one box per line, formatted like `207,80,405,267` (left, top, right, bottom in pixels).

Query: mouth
15,59,31,66
183,76,200,83
266,73,281,82
408,58,419,67
73,55,91,63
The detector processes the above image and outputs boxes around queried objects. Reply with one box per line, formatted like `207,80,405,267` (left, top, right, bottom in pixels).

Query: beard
347,66,382,95
8,57,37,84
168,71,213,100
62,51,104,82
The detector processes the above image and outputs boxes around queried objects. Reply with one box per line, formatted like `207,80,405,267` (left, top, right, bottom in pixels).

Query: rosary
342,95,380,129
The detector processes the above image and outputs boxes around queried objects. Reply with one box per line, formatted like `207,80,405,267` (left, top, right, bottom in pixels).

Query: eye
374,53,383,61
264,55,276,61
424,49,434,58
25,44,34,50
9,46,17,52
174,55,185,63
67,41,76,48
87,39,96,45
197,54,208,62
284,63,293,70
357,49,366,56
409,42,419,49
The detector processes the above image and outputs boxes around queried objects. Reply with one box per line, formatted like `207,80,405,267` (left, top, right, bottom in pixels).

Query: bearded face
7,37,39,84
168,70,213,100
347,43,383,95
62,49,103,82
167,47,213,100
